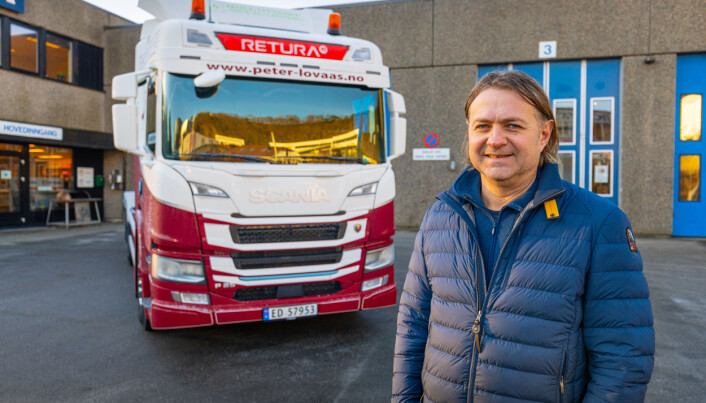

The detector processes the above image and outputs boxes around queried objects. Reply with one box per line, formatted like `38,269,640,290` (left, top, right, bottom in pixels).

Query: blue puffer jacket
392,164,655,402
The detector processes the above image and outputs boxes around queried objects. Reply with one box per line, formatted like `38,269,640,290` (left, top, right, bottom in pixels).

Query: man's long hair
464,70,559,166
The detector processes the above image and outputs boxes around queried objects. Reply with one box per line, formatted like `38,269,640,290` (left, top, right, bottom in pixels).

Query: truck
112,0,406,330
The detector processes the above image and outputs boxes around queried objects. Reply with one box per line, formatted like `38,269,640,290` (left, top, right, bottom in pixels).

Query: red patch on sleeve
626,227,638,253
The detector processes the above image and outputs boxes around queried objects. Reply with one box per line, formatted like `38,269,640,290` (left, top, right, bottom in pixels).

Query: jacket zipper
558,348,567,401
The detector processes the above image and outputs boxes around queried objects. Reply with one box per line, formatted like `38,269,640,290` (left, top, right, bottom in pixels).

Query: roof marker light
190,0,205,20
327,13,341,35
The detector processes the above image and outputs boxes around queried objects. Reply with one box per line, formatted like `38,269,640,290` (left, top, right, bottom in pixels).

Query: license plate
263,303,318,321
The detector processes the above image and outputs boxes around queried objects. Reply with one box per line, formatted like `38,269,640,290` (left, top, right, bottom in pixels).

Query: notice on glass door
594,165,609,183
77,167,94,188
0,170,11,179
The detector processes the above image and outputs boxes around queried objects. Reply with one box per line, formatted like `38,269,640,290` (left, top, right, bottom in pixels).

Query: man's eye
475,124,490,130
507,124,521,129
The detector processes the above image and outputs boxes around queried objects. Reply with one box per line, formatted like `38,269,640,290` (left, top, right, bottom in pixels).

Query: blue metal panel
673,54,706,236
477,64,509,80
585,59,621,205
549,61,582,186
512,62,544,88
0,0,23,13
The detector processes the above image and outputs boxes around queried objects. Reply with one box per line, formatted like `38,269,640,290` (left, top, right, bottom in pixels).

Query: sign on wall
0,120,62,141
77,167,95,188
539,41,557,59
413,148,450,161
0,0,24,13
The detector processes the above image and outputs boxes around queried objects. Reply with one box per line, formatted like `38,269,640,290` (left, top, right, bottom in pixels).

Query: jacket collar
442,163,565,207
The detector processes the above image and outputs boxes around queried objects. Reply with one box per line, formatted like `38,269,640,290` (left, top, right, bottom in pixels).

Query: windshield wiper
279,155,368,164
182,153,273,163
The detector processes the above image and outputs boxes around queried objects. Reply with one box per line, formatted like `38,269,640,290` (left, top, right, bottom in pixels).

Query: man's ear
540,120,554,148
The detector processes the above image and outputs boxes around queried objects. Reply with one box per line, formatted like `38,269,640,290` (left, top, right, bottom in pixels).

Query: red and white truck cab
114,0,406,330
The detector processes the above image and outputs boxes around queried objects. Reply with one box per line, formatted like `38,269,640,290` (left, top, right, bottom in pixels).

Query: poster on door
594,165,609,183
77,167,94,188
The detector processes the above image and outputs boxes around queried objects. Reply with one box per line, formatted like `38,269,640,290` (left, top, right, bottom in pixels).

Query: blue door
673,54,706,236
479,59,621,204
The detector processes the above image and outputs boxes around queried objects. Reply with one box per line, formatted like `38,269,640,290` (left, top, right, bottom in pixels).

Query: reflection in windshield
162,74,385,164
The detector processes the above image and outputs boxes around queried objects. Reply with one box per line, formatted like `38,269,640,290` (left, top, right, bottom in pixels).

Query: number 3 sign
539,41,557,59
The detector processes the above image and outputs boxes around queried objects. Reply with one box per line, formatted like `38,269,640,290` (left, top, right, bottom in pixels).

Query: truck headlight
349,182,378,196
151,254,206,284
189,182,228,197
365,244,394,271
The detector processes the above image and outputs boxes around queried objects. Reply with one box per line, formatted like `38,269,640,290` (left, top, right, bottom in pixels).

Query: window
147,78,157,153
553,99,576,144
1,19,102,91
29,144,73,211
590,150,613,196
590,98,614,144
45,33,72,82
10,22,38,73
679,155,700,202
558,151,575,184
75,41,103,91
680,94,702,142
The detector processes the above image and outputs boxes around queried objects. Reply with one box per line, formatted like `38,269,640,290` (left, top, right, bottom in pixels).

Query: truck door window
146,78,157,153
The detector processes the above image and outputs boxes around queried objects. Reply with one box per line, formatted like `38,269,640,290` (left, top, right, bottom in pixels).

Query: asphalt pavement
0,224,704,402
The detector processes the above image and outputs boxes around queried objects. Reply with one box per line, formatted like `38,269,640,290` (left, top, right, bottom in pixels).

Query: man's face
467,88,553,190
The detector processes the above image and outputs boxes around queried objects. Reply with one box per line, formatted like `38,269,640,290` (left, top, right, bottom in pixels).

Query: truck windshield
162,73,386,164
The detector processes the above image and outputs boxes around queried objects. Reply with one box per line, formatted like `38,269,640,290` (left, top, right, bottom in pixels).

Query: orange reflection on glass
680,94,702,141
679,155,700,202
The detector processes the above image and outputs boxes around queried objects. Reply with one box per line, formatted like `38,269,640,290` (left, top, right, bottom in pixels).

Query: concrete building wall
102,25,141,219
620,55,676,235
337,0,705,234
0,72,105,132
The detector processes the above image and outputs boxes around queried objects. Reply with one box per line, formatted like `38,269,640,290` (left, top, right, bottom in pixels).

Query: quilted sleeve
392,215,433,402
582,207,655,402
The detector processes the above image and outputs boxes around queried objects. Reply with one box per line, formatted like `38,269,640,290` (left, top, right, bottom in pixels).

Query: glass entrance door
0,143,27,226
673,54,706,236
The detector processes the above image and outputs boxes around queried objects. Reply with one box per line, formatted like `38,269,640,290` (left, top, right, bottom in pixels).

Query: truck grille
232,281,343,301
230,223,344,244
230,248,342,270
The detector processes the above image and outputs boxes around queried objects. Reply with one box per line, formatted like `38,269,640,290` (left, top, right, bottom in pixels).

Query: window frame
589,96,615,145
589,149,614,197
44,30,74,83
0,17,102,92
679,93,703,142
553,98,577,146
557,149,576,184
8,19,40,75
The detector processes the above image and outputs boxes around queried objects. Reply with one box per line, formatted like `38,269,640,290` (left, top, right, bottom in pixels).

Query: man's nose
487,126,507,147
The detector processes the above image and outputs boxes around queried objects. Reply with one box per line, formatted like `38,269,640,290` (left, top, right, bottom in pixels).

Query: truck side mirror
113,104,143,155
112,72,138,100
385,89,406,161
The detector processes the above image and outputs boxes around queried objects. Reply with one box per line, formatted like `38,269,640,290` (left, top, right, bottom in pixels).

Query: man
392,71,654,402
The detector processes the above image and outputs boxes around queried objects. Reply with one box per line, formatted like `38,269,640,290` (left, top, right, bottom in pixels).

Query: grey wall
337,0,706,234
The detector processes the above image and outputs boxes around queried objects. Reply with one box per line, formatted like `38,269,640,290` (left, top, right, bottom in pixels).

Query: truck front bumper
147,281,396,330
